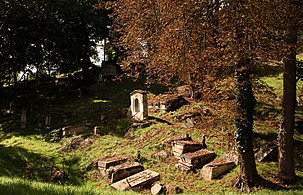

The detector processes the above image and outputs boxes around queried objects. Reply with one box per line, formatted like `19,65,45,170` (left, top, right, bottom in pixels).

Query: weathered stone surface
201,160,236,180
111,169,160,191
151,183,165,195
176,111,202,121
182,118,195,128
151,151,170,161
165,184,183,194
59,135,94,153
255,143,278,162
93,126,101,135
149,93,188,112
175,162,193,172
172,140,202,158
180,149,216,168
130,90,148,121
161,135,192,149
223,151,239,165
108,162,144,183
62,125,89,137
97,155,130,170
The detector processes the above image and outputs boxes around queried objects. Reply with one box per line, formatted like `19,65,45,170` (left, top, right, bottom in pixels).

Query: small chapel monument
130,90,148,121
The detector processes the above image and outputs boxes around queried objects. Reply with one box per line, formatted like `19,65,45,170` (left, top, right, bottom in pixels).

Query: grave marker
21,108,27,129
110,169,160,191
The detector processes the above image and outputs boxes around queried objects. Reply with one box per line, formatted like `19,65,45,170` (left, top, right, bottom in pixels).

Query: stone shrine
130,90,148,121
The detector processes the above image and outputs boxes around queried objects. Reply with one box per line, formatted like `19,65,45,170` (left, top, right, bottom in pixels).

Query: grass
1,73,303,194
0,176,137,195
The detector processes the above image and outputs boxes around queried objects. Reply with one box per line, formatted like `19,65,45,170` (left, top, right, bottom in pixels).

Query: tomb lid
130,90,148,96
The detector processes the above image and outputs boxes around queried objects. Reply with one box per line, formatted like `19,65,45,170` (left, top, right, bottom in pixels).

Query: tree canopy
113,0,303,190
0,0,111,84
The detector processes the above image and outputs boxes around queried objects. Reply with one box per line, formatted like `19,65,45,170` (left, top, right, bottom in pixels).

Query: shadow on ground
0,144,83,185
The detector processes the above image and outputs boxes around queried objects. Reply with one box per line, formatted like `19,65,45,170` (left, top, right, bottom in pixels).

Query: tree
277,0,303,184
41,0,111,87
0,0,111,90
113,0,277,191
0,0,47,85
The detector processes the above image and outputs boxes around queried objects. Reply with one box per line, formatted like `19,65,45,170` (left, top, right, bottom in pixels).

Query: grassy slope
0,70,303,194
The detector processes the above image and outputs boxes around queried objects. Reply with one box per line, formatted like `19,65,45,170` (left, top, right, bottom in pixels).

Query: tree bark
278,28,297,184
234,58,259,192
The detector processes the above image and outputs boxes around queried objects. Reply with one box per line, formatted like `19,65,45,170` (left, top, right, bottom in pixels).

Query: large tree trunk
234,58,259,192
278,28,297,184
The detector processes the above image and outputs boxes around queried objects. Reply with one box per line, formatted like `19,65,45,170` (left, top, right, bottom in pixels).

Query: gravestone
97,155,130,171
110,169,160,191
94,126,101,135
201,160,236,180
151,183,165,195
223,151,239,165
62,125,89,137
255,143,278,162
130,90,148,121
171,140,203,159
108,162,144,183
176,149,216,171
45,115,51,128
21,108,27,129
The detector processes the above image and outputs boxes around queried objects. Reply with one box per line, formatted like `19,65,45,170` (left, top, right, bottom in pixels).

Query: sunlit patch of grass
260,74,283,97
0,176,137,195
92,99,110,103
261,73,303,98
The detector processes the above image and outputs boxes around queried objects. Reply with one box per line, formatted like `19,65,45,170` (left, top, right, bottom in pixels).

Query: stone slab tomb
223,151,239,165
107,162,144,183
255,143,278,162
176,149,216,171
201,160,236,180
111,169,160,191
62,125,90,137
97,155,130,174
172,140,203,159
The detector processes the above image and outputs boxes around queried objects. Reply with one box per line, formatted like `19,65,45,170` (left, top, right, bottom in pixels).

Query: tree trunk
234,58,259,192
278,28,297,184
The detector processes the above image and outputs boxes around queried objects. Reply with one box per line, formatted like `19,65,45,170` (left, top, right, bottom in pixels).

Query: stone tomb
111,169,160,191
255,143,278,162
171,140,203,159
62,124,92,137
107,162,144,183
97,155,130,172
176,149,216,171
201,160,236,180
130,90,148,121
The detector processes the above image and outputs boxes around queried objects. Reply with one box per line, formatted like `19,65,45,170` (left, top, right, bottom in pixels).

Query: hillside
0,71,303,194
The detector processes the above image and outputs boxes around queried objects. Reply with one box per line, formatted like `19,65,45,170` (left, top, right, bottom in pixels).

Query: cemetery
1,0,303,193
0,72,302,194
